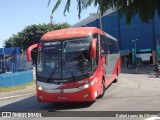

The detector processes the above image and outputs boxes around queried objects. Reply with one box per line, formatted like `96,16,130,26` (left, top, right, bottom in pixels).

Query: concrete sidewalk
0,84,36,100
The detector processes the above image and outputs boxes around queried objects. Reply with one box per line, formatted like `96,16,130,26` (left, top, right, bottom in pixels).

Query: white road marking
0,93,36,100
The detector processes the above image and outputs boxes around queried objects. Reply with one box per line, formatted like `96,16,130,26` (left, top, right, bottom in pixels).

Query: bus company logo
60,89,64,93
2,112,12,117
65,41,90,48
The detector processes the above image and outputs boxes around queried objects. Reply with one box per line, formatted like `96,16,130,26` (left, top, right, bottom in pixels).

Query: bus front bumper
36,84,99,102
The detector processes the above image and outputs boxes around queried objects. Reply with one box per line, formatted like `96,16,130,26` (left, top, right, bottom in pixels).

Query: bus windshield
37,38,92,82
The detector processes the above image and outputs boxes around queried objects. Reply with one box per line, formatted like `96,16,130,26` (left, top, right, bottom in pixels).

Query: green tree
48,0,160,24
5,23,70,49
5,23,70,61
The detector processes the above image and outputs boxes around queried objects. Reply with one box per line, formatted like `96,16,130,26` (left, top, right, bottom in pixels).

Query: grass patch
0,80,35,92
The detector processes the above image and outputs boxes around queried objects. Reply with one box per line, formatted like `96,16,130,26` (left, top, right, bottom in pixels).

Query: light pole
50,14,53,25
90,10,102,30
99,10,102,30
156,40,159,64
132,38,138,72
3,42,5,73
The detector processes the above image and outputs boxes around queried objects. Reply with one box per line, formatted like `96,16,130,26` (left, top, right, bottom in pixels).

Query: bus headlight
83,84,89,89
79,78,97,89
38,86,44,91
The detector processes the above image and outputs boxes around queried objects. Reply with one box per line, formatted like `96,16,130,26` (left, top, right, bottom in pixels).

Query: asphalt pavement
0,83,36,100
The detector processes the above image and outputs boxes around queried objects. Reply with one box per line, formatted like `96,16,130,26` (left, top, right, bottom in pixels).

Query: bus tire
113,76,118,83
98,79,105,98
113,69,118,83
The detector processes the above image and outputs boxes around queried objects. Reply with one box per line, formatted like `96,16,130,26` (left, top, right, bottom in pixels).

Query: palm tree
48,0,160,24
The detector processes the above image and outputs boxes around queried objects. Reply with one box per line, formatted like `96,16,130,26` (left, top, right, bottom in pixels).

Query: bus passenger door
105,53,112,79
100,36,111,79
105,40,119,79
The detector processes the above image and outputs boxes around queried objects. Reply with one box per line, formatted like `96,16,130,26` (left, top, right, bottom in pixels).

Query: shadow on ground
0,95,94,112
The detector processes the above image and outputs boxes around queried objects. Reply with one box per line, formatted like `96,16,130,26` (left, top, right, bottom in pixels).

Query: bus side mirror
89,38,97,59
27,43,39,62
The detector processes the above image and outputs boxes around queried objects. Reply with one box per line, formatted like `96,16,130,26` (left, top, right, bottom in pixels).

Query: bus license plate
57,96,67,100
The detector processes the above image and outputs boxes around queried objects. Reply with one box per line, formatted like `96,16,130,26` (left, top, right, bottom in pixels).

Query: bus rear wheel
113,75,118,83
113,69,118,83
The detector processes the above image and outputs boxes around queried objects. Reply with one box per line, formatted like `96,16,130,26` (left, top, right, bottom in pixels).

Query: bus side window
111,40,119,54
115,41,119,53
109,39,114,54
109,40,112,54
100,35,109,55
105,37,109,54
93,33,99,68
100,35,105,55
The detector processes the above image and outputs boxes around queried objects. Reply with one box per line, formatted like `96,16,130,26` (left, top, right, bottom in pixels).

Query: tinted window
109,40,119,54
100,35,119,54
100,35,109,54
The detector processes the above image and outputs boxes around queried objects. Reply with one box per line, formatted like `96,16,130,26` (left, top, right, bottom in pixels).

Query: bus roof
41,27,104,40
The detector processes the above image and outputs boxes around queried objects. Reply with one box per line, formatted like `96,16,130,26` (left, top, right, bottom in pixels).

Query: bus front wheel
98,79,105,98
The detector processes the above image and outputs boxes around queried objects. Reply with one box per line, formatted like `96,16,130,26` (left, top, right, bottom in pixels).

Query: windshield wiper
63,60,76,81
46,69,56,83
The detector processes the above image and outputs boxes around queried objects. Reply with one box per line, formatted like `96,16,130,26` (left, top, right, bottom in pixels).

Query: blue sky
0,0,97,47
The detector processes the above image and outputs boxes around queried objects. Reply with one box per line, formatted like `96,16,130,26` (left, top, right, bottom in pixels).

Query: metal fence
18,54,33,71
0,49,34,88
0,54,32,74
0,70,33,87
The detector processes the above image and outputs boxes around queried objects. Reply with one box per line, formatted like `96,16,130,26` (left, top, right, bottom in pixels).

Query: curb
0,93,36,100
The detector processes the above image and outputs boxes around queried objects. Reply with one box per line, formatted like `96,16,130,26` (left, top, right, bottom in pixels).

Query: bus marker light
94,91,98,98
84,94,89,98
39,96,43,100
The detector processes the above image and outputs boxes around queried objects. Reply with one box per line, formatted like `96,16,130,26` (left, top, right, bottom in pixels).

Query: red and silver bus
27,27,121,102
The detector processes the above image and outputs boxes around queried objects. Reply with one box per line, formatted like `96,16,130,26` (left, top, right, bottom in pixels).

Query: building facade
72,10,160,65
